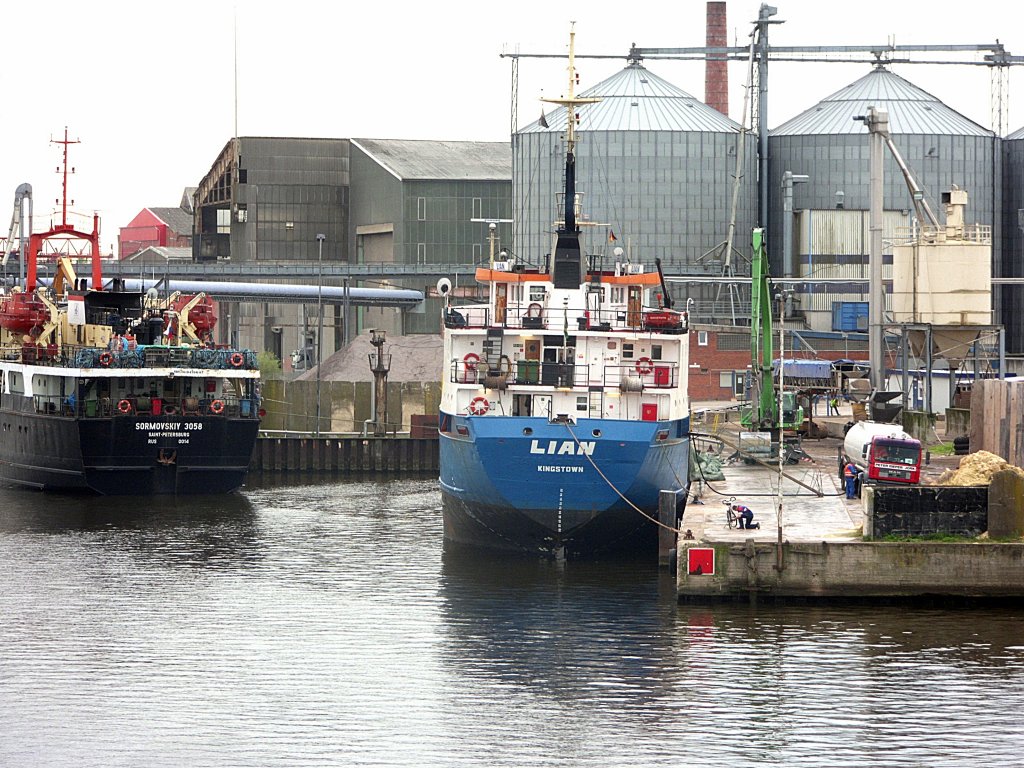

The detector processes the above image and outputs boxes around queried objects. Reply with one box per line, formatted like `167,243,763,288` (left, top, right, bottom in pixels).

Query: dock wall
261,378,441,435
679,540,1024,601
251,435,438,473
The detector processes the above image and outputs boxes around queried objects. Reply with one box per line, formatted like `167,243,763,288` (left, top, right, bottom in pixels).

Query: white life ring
635,356,654,375
468,396,489,416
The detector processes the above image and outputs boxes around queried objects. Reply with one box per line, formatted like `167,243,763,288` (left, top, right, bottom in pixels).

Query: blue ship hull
440,412,689,558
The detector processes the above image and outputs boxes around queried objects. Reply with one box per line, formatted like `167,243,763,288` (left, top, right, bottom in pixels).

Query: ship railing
607,362,679,390
2,343,259,370
446,303,687,334
65,394,260,419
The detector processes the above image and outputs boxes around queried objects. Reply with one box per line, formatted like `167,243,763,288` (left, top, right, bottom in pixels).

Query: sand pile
296,332,443,383
932,450,1024,486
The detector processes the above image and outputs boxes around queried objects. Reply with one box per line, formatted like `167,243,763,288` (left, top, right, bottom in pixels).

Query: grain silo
513,59,757,315
768,66,1000,334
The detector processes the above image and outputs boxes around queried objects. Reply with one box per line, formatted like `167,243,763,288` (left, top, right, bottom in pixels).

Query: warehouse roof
351,139,511,181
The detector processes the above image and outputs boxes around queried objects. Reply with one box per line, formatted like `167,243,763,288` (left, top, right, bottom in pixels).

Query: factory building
1003,125,1024,354
191,137,510,365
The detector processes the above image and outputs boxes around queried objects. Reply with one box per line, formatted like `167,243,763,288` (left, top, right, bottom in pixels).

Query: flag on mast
607,229,617,243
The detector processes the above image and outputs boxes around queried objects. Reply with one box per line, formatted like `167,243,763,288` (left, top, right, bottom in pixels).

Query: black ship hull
0,411,259,495
441,489,659,560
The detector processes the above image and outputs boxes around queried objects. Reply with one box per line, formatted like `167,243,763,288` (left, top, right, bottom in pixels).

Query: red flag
608,230,617,243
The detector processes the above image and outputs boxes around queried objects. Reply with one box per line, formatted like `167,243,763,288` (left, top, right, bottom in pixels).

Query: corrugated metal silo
514,60,756,309
769,66,1000,332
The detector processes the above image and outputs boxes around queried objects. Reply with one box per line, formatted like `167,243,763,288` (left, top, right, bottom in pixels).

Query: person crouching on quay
736,504,758,530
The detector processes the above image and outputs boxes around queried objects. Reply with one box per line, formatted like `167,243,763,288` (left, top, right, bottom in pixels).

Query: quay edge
678,539,1024,603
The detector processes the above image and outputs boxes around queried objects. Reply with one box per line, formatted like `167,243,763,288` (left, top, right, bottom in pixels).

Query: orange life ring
229,352,245,368
463,352,480,370
526,302,543,318
635,357,654,375
210,399,225,414
117,399,132,414
468,396,489,416
99,351,113,367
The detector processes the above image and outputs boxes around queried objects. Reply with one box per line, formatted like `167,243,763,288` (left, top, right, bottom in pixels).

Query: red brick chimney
705,1,729,116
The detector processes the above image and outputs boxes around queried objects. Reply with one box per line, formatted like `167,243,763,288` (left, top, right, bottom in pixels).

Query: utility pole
855,108,888,393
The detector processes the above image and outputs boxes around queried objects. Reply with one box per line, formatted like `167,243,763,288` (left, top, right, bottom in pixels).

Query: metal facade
768,67,1002,339
1003,130,1024,352
232,137,351,264
513,62,757,299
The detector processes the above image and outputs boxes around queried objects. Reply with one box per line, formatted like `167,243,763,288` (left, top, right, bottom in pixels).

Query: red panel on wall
687,547,715,575
641,403,658,421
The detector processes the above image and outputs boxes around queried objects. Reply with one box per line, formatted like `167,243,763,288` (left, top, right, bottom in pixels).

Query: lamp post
316,233,325,438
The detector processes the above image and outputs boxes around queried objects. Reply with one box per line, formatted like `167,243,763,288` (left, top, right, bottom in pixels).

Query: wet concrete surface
684,401,962,545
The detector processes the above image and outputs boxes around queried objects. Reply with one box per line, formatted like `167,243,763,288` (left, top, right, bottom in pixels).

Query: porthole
522,427,533,436
592,429,602,438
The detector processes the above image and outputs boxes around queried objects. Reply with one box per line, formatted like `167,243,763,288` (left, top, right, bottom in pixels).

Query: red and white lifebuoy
635,356,654,375
526,302,543,318
209,399,225,415
463,352,480,370
229,352,245,368
99,351,113,367
117,399,132,414
468,396,489,416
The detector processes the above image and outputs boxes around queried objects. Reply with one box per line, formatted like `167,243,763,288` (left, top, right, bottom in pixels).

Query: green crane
743,228,803,432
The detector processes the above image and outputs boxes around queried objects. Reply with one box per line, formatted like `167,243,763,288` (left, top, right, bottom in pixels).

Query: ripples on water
1,477,1022,767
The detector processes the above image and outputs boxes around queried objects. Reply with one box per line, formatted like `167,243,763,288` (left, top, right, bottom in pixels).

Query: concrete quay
677,404,1024,603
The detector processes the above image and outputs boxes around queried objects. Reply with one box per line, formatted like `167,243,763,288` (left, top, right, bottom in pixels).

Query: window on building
472,243,482,264
417,197,426,221
719,371,733,389
417,243,426,264
698,330,709,346
472,198,482,219
216,208,231,235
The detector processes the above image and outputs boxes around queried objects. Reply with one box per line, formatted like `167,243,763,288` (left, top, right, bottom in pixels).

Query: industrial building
190,137,510,366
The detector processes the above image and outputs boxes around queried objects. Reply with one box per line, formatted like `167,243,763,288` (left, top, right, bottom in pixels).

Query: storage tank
890,186,992,365
769,66,999,331
514,58,757,315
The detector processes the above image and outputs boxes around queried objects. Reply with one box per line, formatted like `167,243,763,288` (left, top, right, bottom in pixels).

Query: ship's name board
135,421,203,445
529,440,595,456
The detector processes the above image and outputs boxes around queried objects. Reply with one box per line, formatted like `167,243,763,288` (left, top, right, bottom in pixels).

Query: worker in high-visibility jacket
844,461,859,499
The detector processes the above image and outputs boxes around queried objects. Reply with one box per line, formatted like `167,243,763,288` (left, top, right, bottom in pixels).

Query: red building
118,188,195,258
687,325,869,402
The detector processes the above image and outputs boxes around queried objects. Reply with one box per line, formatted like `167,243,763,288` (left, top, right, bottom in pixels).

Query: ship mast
541,24,600,289
26,128,102,293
